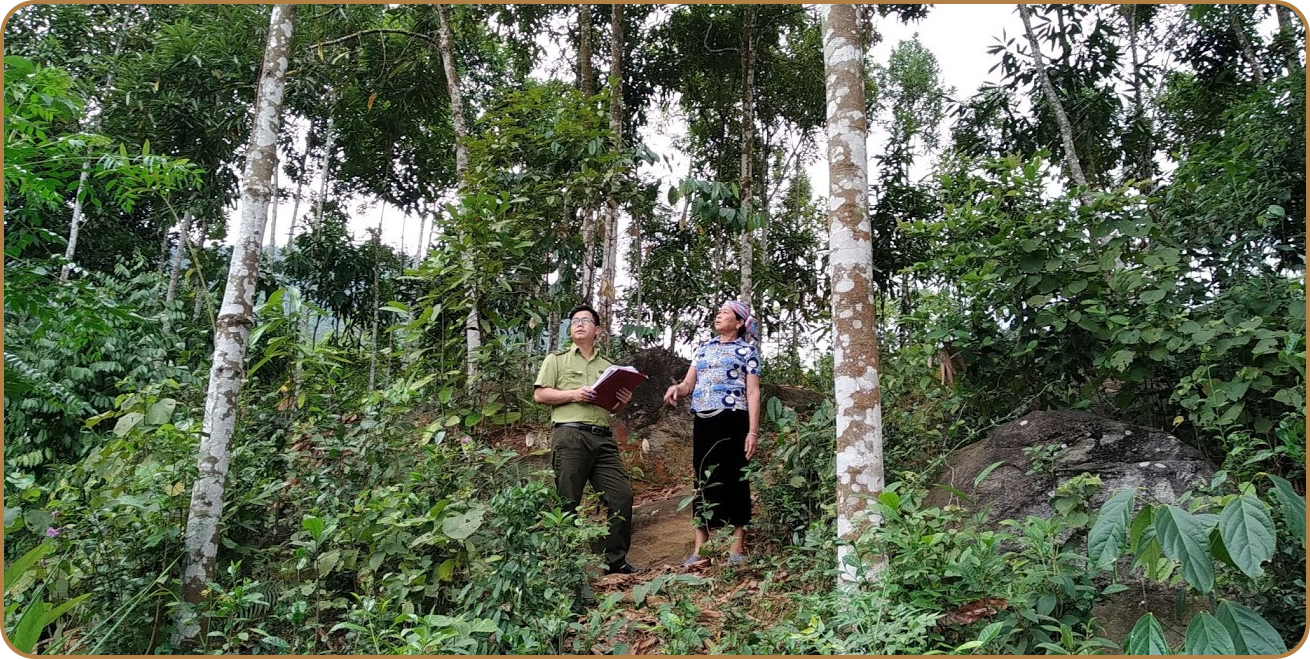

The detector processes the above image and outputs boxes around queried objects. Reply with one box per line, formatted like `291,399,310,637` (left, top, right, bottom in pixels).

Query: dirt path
627,487,696,569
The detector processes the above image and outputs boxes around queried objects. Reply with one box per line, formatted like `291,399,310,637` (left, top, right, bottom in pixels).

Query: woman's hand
663,385,680,406
571,386,597,404
745,432,758,460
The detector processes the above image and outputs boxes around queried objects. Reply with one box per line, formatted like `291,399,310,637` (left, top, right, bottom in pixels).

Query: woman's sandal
727,553,748,565
681,554,709,567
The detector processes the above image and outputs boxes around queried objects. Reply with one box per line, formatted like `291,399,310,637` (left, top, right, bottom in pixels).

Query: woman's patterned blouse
690,337,761,413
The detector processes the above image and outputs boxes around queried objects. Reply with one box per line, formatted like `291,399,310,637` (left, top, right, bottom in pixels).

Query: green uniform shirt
535,344,613,426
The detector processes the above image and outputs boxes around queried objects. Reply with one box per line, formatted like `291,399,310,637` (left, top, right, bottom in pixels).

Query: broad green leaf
1154,505,1214,593
112,411,144,437
467,618,498,634
1088,489,1135,569
301,515,325,540
145,398,176,425
22,510,53,535
316,550,341,577
1216,495,1275,578
1124,613,1169,655
12,598,48,653
1216,601,1287,655
1183,612,1235,655
441,507,485,540
4,543,52,595
1268,474,1306,548
1129,504,1155,553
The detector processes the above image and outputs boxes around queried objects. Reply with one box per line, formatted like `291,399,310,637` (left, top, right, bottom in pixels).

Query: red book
590,365,648,411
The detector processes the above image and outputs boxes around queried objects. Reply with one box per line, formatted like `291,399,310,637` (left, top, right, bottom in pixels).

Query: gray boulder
926,410,1217,521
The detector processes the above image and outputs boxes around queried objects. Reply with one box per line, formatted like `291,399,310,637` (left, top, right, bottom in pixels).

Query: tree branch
317,29,439,49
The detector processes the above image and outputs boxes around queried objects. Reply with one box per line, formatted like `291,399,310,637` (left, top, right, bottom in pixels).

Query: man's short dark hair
569,304,601,326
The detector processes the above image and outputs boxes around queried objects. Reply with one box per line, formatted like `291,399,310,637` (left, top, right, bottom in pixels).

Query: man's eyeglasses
569,317,596,327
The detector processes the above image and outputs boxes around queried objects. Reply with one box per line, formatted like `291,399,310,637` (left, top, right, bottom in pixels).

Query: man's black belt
554,422,612,437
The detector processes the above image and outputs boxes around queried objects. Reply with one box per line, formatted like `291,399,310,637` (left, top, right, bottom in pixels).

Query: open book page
589,365,648,410
593,365,640,389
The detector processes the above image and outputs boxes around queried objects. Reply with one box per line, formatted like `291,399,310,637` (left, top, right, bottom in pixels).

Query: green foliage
1091,481,1303,653
751,398,836,546
4,260,197,469
910,152,1306,480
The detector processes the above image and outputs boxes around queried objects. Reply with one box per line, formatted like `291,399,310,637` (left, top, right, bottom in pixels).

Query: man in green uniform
533,304,638,574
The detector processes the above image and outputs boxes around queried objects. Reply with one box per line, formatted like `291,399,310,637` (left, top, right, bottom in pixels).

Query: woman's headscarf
724,300,758,343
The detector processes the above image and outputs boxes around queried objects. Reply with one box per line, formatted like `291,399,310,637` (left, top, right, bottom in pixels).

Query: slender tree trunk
177,4,295,645
1017,4,1091,201
267,159,279,249
597,3,623,336
286,144,309,245
1124,5,1153,182
437,5,469,178
314,113,335,232
368,219,385,391
822,3,884,586
581,208,597,302
1229,6,1266,86
59,167,92,280
60,29,127,281
630,210,642,333
163,211,194,335
579,4,594,97
1276,4,1303,75
436,4,480,381
738,6,757,307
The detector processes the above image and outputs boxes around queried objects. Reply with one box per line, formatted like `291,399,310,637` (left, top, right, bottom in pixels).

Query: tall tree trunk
436,4,480,381
1123,5,1153,182
59,167,92,281
1017,4,1091,202
266,159,279,248
176,4,295,645
630,211,642,333
597,3,623,336
822,3,884,586
581,208,597,302
1229,5,1266,86
738,6,757,308
286,144,309,245
162,210,194,335
579,4,594,97
437,6,469,178
314,113,335,232
1276,5,1303,75
60,29,127,281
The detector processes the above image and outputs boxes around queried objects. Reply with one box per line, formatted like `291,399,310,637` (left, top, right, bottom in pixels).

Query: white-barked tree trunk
176,4,296,644
822,3,884,586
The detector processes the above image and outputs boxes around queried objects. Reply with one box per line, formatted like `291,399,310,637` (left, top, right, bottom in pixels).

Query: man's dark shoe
605,562,640,575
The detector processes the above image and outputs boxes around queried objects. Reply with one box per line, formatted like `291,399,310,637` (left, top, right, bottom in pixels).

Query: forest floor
492,424,801,654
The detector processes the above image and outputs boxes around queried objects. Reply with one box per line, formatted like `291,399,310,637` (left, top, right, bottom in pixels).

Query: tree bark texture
598,3,624,335
579,4,594,97
436,4,481,380
1229,6,1266,86
1017,4,1091,201
738,6,757,308
178,3,295,644
822,3,884,585
163,211,194,335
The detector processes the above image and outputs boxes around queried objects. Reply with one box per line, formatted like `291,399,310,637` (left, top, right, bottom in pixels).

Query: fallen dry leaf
939,597,1009,627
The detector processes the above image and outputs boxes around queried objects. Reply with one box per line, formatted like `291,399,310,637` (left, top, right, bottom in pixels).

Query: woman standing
663,301,761,565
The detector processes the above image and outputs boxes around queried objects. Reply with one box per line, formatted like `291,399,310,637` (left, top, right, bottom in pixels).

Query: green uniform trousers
551,425,633,569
